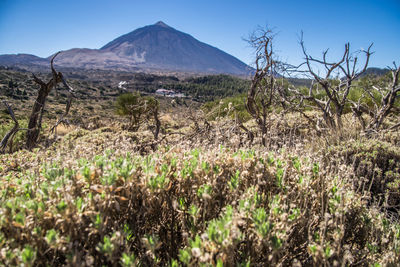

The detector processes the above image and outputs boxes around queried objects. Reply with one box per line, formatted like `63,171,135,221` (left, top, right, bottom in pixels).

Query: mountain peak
154,21,171,28
99,21,250,75
0,22,250,76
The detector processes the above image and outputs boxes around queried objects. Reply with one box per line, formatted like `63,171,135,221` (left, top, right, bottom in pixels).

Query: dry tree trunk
26,52,74,149
26,54,61,148
153,105,161,140
245,28,279,146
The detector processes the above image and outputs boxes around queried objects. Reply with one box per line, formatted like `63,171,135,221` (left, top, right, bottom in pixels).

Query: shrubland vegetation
166,75,250,101
115,92,160,138
0,27,400,266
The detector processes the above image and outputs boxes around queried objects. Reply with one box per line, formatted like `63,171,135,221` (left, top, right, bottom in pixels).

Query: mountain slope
360,67,390,77
100,21,250,75
0,54,47,66
0,21,251,76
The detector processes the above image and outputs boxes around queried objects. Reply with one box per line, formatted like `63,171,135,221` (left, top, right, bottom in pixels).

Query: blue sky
0,0,399,68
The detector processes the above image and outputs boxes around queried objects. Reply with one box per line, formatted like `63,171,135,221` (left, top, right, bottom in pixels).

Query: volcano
0,21,251,76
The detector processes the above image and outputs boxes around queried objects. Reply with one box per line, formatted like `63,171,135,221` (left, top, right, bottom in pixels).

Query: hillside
360,67,390,77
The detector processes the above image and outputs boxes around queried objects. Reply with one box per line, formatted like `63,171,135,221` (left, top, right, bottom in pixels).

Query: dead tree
149,100,161,140
25,52,74,149
245,27,289,146
291,34,373,130
0,52,74,153
351,63,400,131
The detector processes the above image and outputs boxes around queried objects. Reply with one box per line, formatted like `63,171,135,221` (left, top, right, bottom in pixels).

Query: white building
155,88,185,98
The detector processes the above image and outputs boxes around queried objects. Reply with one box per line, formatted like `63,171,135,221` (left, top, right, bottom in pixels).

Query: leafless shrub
290,34,373,131
245,27,290,146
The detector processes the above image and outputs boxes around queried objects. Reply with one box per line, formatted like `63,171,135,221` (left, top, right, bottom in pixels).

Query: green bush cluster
201,93,251,121
167,74,250,102
0,145,398,266
115,92,159,131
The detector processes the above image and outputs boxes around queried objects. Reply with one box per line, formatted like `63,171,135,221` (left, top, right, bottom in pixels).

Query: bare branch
295,34,373,130
50,51,61,77
32,73,46,87
51,72,76,134
0,101,26,153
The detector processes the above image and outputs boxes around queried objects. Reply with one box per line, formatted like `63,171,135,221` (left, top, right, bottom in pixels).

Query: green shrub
329,139,400,211
202,93,251,121
1,144,398,266
115,92,159,131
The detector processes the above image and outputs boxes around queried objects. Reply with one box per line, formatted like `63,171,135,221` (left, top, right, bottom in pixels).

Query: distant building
155,88,185,98
156,88,174,95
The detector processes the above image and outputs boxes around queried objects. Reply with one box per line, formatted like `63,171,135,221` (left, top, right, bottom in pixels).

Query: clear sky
0,0,399,68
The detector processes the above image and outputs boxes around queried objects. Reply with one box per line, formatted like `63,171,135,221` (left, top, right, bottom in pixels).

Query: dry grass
54,124,76,136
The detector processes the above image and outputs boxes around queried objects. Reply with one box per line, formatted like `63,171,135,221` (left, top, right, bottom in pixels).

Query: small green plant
177,197,186,211
276,167,284,188
188,204,200,222
197,184,212,199
206,205,236,246
170,259,179,267
123,224,134,242
96,235,114,259
45,229,58,245
94,213,102,229
75,197,84,213
312,162,319,177
56,200,67,213
229,170,240,190
271,235,282,249
21,245,36,266
120,252,137,267
292,156,301,172
178,248,191,265
148,173,169,190
252,208,272,238
288,208,300,221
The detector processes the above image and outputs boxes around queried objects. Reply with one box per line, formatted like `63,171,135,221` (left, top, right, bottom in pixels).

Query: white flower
200,252,211,262
191,247,201,258
201,232,208,241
